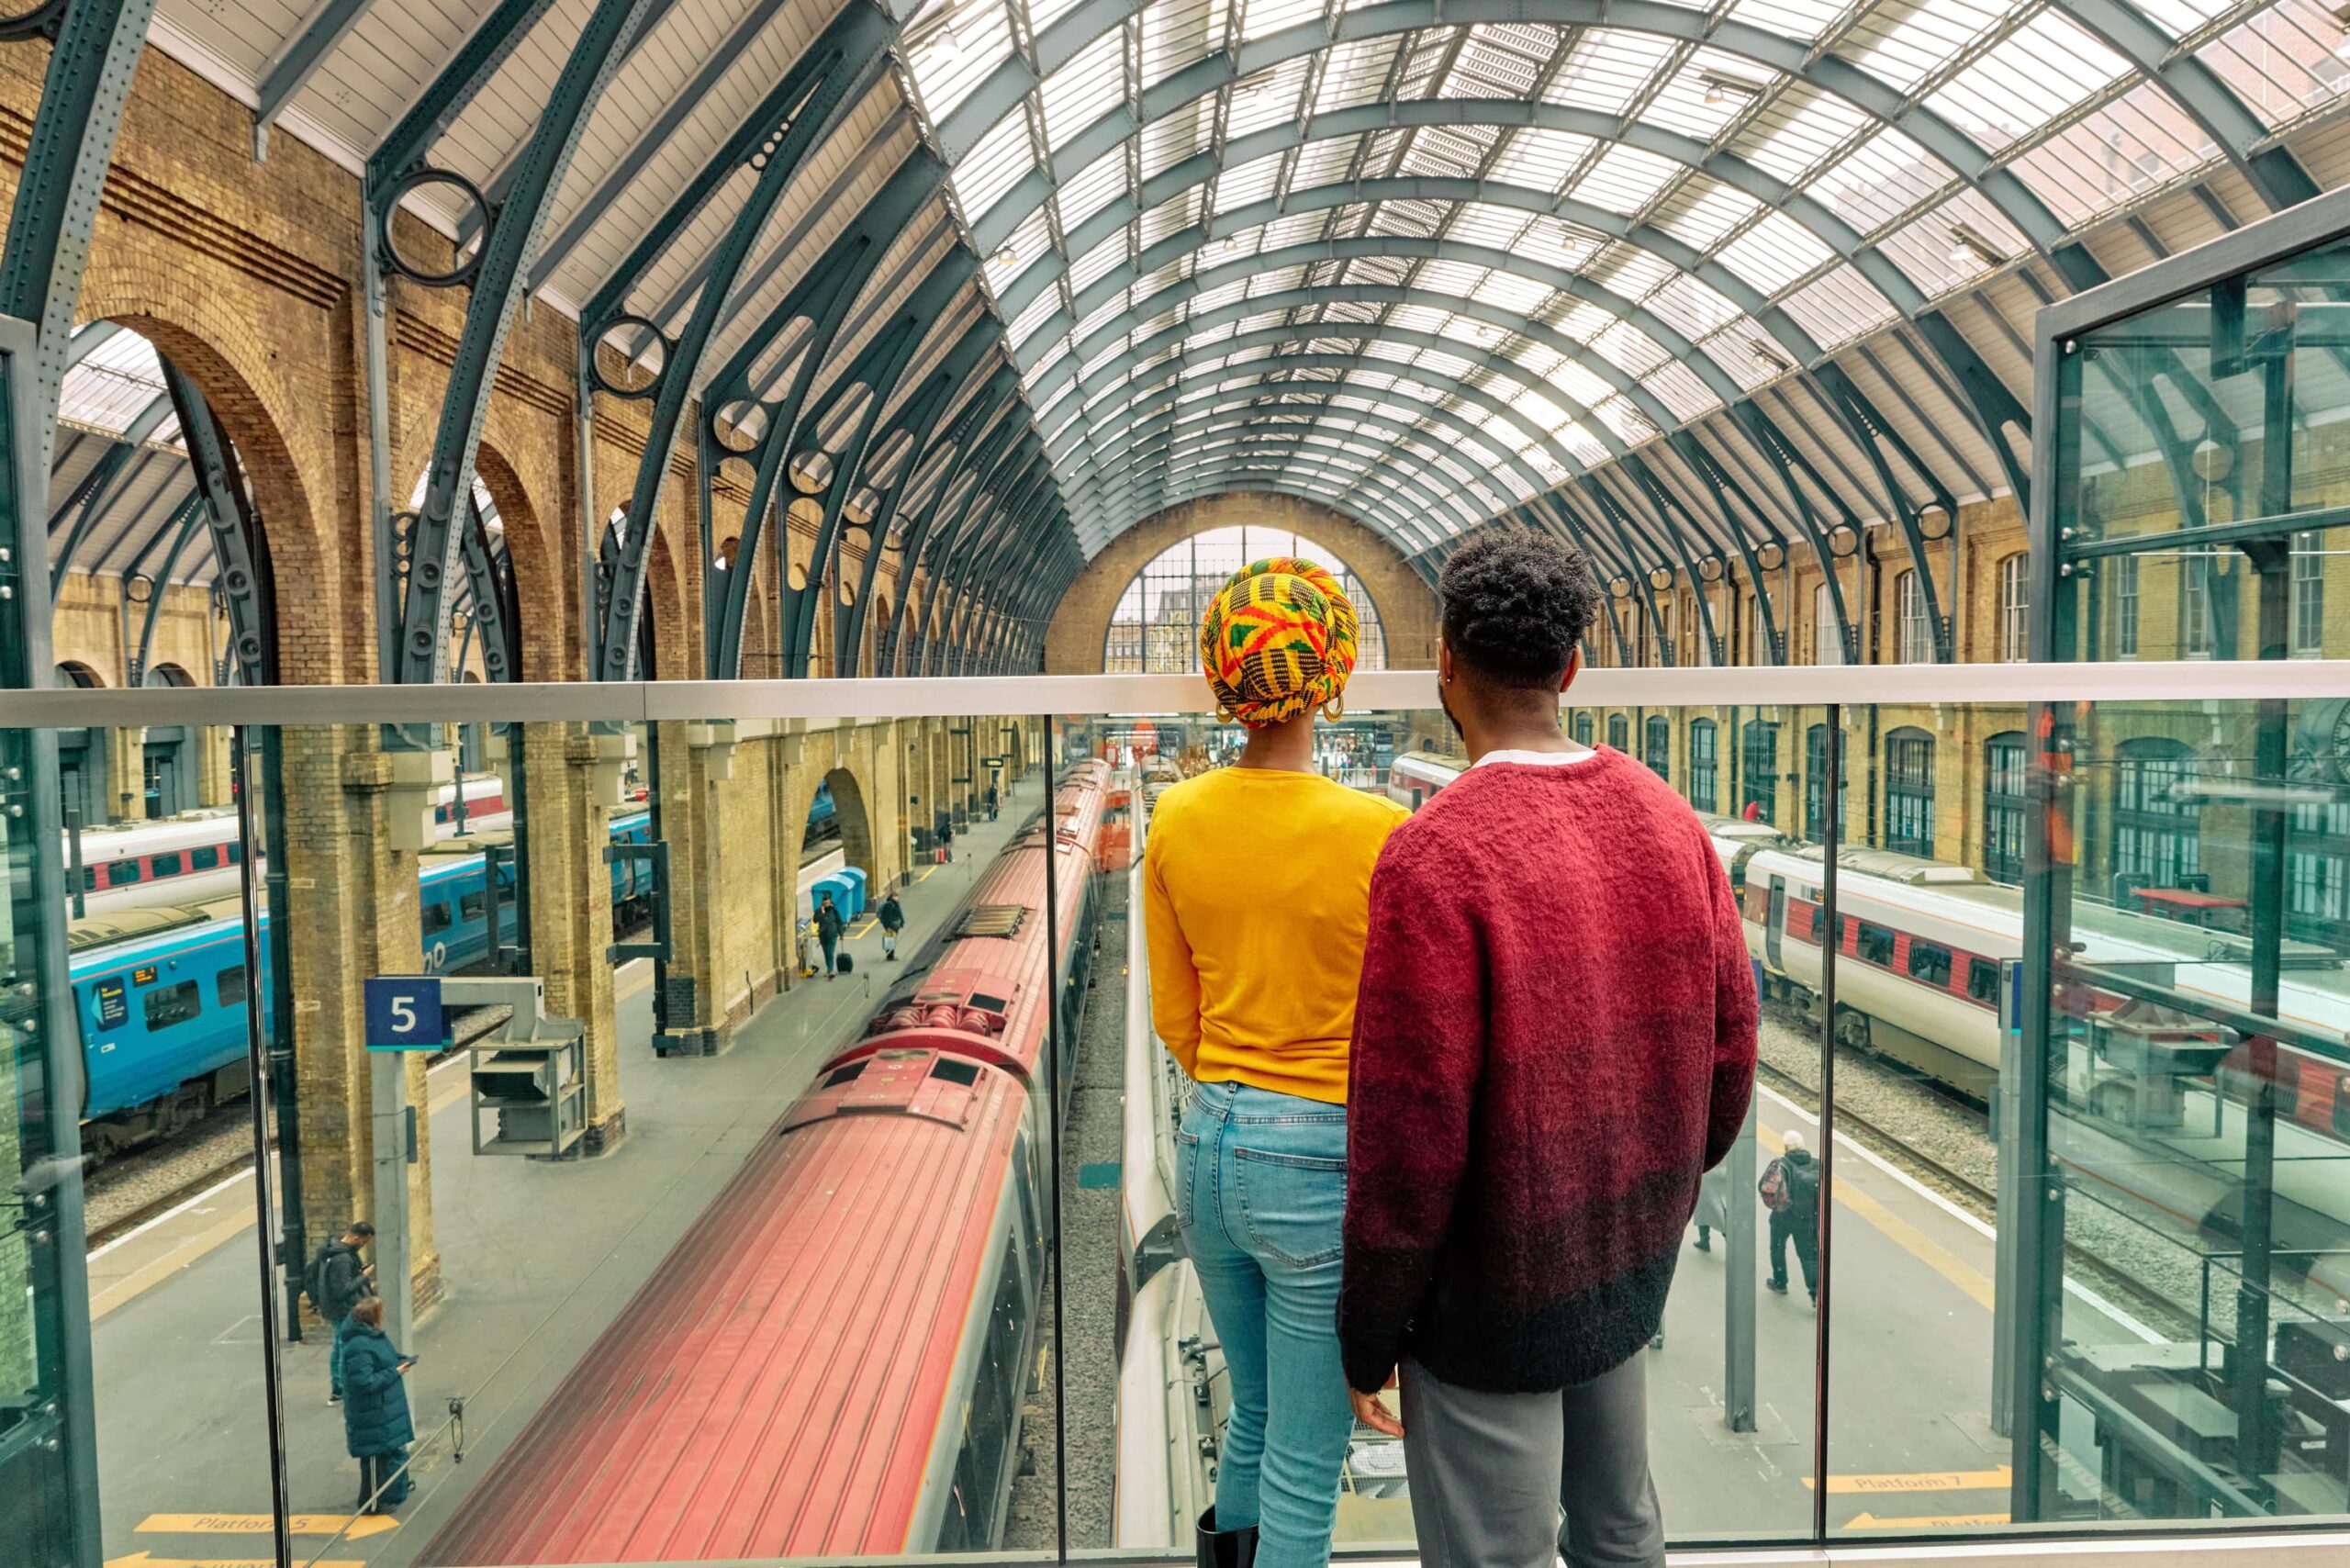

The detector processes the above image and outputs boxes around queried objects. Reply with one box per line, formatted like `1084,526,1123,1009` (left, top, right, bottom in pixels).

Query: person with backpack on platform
1760,1129,1822,1305
814,892,845,980
307,1220,375,1406
878,891,905,960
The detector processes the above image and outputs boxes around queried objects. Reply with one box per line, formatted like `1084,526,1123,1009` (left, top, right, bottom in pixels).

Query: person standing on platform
814,892,844,980
878,890,905,960
1144,557,1405,1568
1338,532,1759,1568
340,1297,416,1514
939,820,956,863
986,782,999,821
308,1220,375,1406
1762,1130,1821,1305
1693,1162,1730,1253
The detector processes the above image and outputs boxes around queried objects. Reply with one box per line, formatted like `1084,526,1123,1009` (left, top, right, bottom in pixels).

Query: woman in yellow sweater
1143,558,1409,1568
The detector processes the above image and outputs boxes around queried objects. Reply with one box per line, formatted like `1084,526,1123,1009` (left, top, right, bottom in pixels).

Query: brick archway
1042,492,1438,675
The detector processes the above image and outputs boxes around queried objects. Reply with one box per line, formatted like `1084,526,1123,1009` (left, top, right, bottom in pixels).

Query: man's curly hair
1438,531,1601,689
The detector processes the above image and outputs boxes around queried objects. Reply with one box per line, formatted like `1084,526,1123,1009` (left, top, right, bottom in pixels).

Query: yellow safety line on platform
107,1554,364,1568
138,1514,397,1539
89,1208,255,1321
1803,1467,2010,1494
1757,1126,1995,1312
1841,1512,2010,1529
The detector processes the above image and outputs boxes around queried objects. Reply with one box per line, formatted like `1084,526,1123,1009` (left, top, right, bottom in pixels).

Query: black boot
1195,1508,1259,1568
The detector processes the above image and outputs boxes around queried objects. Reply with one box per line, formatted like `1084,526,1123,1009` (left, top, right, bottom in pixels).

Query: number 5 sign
366,976,447,1051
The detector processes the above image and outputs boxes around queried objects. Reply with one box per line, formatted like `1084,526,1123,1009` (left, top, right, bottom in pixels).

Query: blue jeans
1177,1080,1353,1568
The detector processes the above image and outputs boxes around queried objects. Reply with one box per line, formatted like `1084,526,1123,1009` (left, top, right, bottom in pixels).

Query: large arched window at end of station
1101,524,1386,675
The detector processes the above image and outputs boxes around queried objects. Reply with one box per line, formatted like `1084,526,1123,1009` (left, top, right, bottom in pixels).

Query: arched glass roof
144,0,2350,616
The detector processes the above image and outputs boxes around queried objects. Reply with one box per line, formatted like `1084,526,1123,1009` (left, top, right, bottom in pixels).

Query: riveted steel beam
1812,361,1959,661
2,0,157,480
161,357,273,684
49,390,173,585
386,0,662,684
455,495,514,680
129,491,207,687
592,2,896,681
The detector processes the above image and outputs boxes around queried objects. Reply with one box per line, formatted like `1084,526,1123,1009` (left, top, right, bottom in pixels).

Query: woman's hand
1348,1369,1404,1439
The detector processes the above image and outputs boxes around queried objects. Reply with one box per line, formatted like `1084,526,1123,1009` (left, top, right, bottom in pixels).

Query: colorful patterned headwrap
1198,555,1360,728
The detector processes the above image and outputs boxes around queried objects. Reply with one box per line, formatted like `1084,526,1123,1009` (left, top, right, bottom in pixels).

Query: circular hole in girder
2191,440,2232,483
1647,566,1674,591
1826,523,1861,558
845,486,881,526
592,316,667,398
789,450,834,495
381,167,492,287
1755,541,1786,572
712,398,768,453
1917,505,1954,543
1696,555,1725,583
1608,577,1633,599
124,573,155,605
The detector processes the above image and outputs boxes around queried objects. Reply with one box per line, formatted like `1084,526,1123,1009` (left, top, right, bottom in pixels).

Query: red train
426,761,1111,1563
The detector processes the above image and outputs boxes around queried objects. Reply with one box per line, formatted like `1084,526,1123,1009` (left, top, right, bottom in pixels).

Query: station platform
84,780,1043,1568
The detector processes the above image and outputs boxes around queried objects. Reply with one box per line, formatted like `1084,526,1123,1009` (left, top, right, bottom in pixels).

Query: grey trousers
1398,1352,1664,1568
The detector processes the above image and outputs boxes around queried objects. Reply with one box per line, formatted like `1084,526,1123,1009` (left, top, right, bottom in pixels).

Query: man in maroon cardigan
1338,532,1759,1568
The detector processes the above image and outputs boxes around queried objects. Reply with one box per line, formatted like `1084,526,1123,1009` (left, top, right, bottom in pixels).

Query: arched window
1644,715,1670,779
1607,713,1628,752
1688,720,1718,812
2109,553,2140,658
1998,554,2030,661
1896,570,1934,664
1884,727,1936,857
1102,525,1385,673
1572,712,1594,746
1985,732,2029,883
2113,738,2201,894
1741,719,1779,823
1813,581,1843,666
1805,722,1847,841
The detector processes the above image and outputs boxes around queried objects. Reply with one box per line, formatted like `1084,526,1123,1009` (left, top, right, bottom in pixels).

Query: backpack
303,1242,337,1318
1759,1159,1789,1212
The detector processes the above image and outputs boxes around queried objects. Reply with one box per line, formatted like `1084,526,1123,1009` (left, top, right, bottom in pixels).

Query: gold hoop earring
1322,696,1345,722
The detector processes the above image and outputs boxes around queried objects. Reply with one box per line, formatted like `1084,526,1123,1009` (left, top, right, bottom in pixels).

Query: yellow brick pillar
519,724,627,1152
106,725,144,821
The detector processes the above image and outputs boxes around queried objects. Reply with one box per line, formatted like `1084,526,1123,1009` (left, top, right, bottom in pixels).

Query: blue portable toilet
811,872,850,922
838,866,868,918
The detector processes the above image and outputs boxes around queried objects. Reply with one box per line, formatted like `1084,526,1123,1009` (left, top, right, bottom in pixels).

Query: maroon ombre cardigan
1338,749,1759,1394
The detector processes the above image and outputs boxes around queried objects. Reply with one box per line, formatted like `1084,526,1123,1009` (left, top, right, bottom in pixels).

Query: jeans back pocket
1231,1144,1347,1270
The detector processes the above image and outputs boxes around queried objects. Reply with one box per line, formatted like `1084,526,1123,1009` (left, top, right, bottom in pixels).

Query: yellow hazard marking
1757,1126,1995,1312
138,1514,397,1540
109,1555,364,1568
1841,1512,2010,1530
89,1208,252,1321
1804,1467,2011,1494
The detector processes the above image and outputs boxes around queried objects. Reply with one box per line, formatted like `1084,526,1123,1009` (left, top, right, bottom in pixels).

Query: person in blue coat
340,1297,417,1512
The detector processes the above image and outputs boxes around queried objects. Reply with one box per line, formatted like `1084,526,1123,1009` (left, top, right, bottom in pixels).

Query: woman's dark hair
1438,532,1601,689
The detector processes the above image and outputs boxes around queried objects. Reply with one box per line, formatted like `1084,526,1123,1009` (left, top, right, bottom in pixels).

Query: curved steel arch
1084,436,1476,549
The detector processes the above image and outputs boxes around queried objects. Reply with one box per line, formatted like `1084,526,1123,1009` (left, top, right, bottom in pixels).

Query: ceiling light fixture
1751,341,1792,374
1699,70,1765,107
1948,220,2009,268
991,243,1019,265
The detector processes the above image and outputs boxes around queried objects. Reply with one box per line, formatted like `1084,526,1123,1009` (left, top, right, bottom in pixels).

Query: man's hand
1348,1369,1404,1439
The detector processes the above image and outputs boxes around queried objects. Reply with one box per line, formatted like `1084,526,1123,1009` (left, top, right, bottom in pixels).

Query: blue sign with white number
366,976,446,1051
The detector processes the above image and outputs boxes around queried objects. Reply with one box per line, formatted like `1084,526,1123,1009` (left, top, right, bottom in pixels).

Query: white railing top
0,660,2342,726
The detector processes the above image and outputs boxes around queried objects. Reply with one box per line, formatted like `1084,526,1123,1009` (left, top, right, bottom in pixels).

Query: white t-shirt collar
1472,746,1600,768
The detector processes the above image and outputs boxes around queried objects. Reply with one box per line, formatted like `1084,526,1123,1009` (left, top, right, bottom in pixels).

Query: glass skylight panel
1644,52,1773,141
1546,30,1677,116
904,2,1015,124
1592,319,1675,382
1387,302,1452,334
1071,226,1134,293
1492,129,1599,195
2131,0,2237,32
1653,184,1764,251
1245,263,1309,297
1643,272,1747,342
1590,246,1678,304
1643,359,1720,421
1923,11,2131,154
1011,286,1066,347
1041,29,1127,149
951,109,1037,223
1450,27,1553,95
1733,85,1869,184
1141,0,1224,90
1141,186,1207,248
2009,85,2216,226
1722,0,1843,45
1550,297,1619,343
1076,287,1135,344
1142,99,1214,180
1400,125,1495,179
1056,143,1133,235
1506,383,1573,432
1215,151,1285,210
1710,330,1787,392
1560,423,1610,467
2198,2,2350,127
1778,263,1897,347
1292,133,1367,188
1238,0,1322,43
1469,269,1554,316
1832,0,2009,95
1806,126,1953,235
1389,30,1459,101
1717,209,1835,294
1368,199,1449,239
60,330,169,437
1227,62,1313,138
1030,337,1072,382
1592,393,1659,446
1313,34,1403,112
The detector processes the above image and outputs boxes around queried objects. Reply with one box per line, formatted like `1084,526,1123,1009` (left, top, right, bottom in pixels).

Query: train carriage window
1967,958,2001,1005
190,846,218,870
218,965,249,1008
111,860,140,885
460,889,488,922
1906,940,1953,987
227,840,241,863
422,901,453,935
80,866,96,891
151,852,182,878
1856,923,1897,966
142,980,203,1030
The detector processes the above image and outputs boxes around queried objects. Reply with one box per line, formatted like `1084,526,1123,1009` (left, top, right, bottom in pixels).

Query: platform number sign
366,976,447,1051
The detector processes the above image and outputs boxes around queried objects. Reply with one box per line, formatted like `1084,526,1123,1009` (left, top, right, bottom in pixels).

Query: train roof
423,1047,1033,1562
